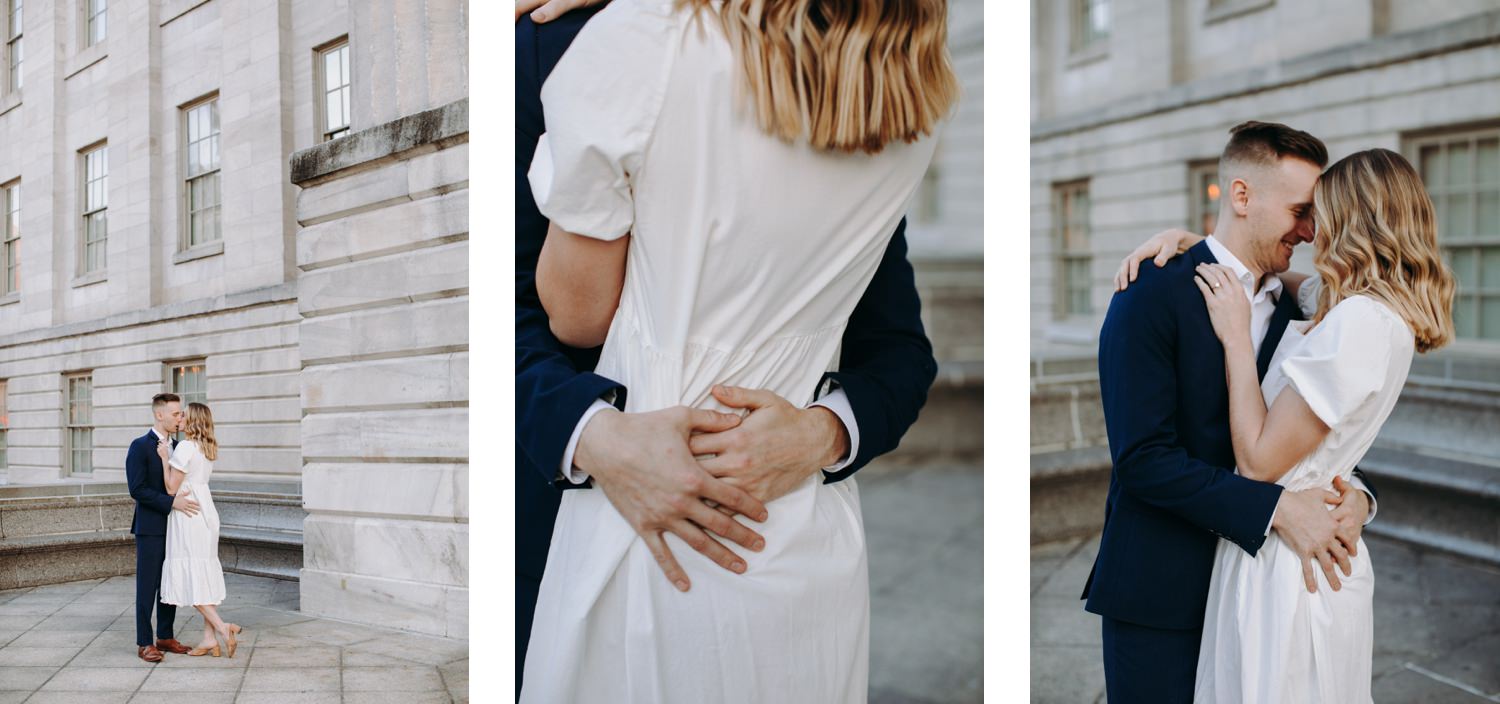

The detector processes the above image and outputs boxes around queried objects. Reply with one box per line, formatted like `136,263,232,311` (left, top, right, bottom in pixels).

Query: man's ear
1229,176,1252,217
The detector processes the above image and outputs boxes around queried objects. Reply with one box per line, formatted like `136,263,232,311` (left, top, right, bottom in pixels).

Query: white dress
1194,295,1415,703
160,440,227,607
521,1,939,701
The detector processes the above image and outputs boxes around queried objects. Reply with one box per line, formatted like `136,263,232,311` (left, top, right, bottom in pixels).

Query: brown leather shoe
138,645,163,663
154,639,191,655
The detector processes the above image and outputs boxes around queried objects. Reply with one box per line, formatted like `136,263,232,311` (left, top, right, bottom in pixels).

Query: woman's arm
161,442,187,495
1196,264,1331,482
1115,228,1206,291
536,221,629,348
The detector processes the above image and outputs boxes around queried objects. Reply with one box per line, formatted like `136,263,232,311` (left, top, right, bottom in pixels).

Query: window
0,380,8,471
1411,129,1500,340
169,362,206,442
66,373,92,475
6,0,20,92
80,144,107,275
85,0,105,47
1071,0,1109,53
3,181,16,294
1055,181,1092,318
1189,161,1221,236
318,40,351,141
183,99,221,247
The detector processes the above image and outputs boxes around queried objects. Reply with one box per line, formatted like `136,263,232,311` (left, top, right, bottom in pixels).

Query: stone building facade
1030,0,1500,562
0,0,467,640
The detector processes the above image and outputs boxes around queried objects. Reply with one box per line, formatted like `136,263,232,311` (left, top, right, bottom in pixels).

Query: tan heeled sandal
187,643,221,657
223,624,243,658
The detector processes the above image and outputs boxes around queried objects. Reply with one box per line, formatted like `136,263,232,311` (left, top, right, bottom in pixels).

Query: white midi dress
1194,295,1415,703
160,440,227,607
520,1,940,702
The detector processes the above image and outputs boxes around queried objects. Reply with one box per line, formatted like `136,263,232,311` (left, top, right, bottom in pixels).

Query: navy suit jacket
515,10,938,583
126,430,176,536
1084,241,1294,631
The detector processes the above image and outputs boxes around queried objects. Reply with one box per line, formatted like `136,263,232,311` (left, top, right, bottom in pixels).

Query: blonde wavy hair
184,402,219,462
1311,148,1455,352
682,0,959,154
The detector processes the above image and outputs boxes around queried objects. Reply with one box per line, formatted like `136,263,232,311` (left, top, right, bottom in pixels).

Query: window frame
1054,179,1094,320
1069,0,1110,57
78,142,108,277
315,38,351,143
64,372,93,476
84,0,106,48
3,179,18,295
1407,125,1500,343
167,360,207,442
5,0,22,94
180,94,222,251
1188,160,1222,237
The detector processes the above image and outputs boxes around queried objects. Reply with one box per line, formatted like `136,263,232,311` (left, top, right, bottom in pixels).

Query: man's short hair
152,393,181,411
1221,120,1329,171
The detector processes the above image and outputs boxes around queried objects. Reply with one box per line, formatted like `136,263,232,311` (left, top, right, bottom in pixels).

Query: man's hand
172,493,200,517
1272,487,1350,593
687,386,849,506
516,0,608,23
575,406,769,592
1326,476,1369,558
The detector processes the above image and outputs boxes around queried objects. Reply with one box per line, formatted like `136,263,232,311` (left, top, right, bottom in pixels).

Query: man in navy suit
124,393,200,662
1087,121,1376,702
516,0,938,692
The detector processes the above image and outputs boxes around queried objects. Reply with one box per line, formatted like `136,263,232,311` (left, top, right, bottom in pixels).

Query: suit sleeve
819,220,939,483
515,16,626,490
1098,275,1284,555
125,440,175,517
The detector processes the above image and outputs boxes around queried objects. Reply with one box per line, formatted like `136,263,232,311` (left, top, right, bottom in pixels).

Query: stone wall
292,99,468,640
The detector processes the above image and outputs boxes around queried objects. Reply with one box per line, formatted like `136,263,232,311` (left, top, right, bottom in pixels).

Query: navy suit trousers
134,534,176,647
1101,615,1201,704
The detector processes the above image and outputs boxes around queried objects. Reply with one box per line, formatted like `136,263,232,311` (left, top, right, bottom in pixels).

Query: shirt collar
151,427,169,441
1206,235,1283,301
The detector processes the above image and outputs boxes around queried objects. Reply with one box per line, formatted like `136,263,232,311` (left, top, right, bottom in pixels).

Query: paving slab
0,573,467,702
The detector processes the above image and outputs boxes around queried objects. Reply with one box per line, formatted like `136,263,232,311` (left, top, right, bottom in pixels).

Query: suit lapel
1257,286,1300,381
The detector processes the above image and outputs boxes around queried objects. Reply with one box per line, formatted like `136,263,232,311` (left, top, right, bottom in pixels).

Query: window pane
1482,248,1500,290
1448,141,1473,188
326,91,342,130
341,88,350,128
1448,194,1474,240
1483,296,1500,341
1451,248,1476,288
1479,138,1499,186
340,45,349,84
1420,145,1443,189
1480,191,1500,240
325,51,340,87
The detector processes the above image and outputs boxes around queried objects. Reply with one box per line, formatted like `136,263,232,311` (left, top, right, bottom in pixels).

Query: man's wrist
808,406,849,469
573,408,622,482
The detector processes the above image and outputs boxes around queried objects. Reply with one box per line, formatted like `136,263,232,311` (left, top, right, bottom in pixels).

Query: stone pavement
0,573,467,703
1032,533,1500,703
862,461,984,704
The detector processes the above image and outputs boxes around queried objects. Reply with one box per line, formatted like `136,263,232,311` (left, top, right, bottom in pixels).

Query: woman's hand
516,0,608,23
157,439,171,463
1115,228,1205,291
1193,264,1252,347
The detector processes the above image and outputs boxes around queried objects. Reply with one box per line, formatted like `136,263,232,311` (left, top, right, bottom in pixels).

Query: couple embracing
516,0,956,700
1093,121,1456,702
126,393,242,662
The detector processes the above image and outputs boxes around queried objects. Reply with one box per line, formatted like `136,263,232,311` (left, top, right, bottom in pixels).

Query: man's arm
820,220,937,482
1099,272,1284,555
125,440,175,517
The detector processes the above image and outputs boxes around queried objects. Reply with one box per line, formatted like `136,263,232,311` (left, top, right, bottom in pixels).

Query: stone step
0,481,305,587
1358,446,1500,565
1030,447,1110,544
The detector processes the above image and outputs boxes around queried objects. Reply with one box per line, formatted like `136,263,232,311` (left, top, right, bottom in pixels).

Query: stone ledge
291,99,468,186
1033,10,1500,140
0,282,296,349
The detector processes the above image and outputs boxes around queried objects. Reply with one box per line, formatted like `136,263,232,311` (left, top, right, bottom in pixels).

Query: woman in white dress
155,402,242,657
521,0,956,701
1186,149,1454,702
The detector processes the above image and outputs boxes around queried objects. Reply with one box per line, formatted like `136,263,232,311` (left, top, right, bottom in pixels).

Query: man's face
1244,157,1321,275
156,402,184,432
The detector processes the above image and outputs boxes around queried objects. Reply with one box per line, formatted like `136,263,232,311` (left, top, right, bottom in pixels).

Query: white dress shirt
1203,238,1376,529
559,387,860,484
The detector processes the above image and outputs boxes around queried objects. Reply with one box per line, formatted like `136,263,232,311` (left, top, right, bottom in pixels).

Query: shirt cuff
560,399,617,484
810,387,859,473
1349,474,1377,525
